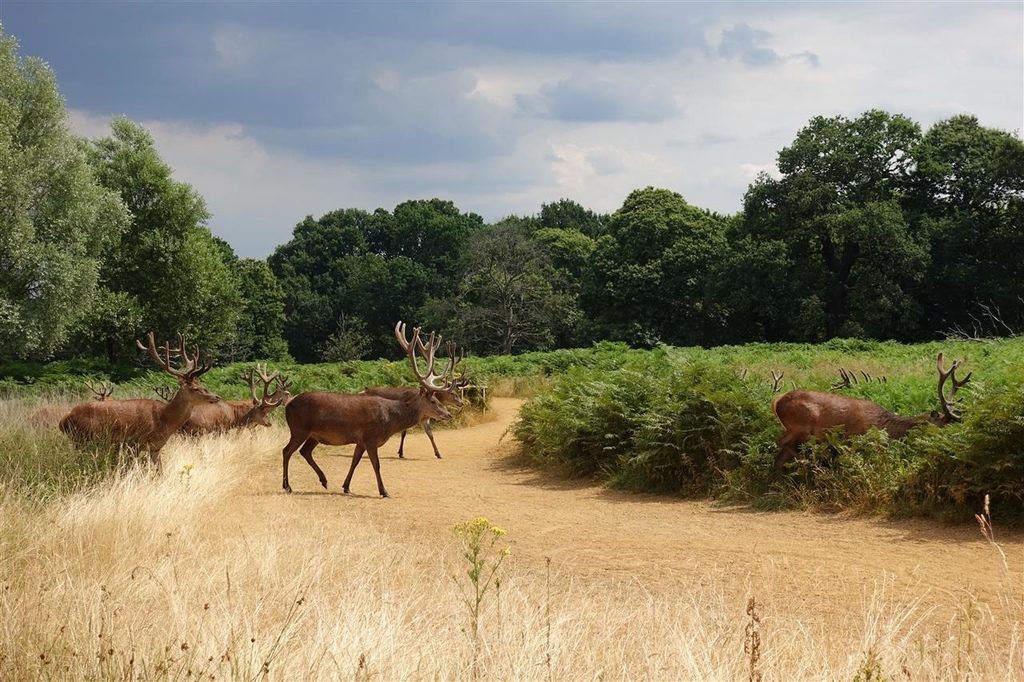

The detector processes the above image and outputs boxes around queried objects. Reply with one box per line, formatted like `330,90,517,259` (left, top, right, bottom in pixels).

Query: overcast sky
2,2,1021,259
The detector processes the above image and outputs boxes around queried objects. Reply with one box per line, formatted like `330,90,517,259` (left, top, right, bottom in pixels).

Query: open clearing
232,397,1022,624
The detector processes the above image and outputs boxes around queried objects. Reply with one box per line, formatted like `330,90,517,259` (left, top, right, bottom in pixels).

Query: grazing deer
363,330,466,459
772,353,971,479
59,333,220,471
181,364,291,435
281,322,454,497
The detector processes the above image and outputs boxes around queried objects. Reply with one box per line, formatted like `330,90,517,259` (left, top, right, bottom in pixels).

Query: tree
85,117,241,359
270,201,483,362
452,219,569,355
580,187,728,347
909,115,1024,336
230,258,289,361
738,110,929,340
539,198,608,238
269,209,374,362
0,29,129,359
368,198,484,292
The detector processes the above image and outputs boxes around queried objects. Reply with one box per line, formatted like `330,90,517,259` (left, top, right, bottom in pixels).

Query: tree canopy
5,21,1024,363
0,29,129,359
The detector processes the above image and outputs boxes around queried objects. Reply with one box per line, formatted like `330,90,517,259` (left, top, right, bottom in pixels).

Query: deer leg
298,438,327,490
281,431,306,492
366,445,389,498
148,447,164,475
774,434,800,480
342,444,366,495
397,430,407,459
422,420,442,459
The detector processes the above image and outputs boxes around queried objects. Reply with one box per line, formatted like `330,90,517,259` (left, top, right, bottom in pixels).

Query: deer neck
877,412,928,438
385,395,430,431
164,388,201,431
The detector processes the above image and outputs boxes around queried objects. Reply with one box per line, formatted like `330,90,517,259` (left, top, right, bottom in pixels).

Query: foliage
270,202,484,361
451,517,510,668
580,187,729,347
0,29,130,359
514,337,1024,522
448,219,572,355
84,117,242,359
911,115,1024,337
738,110,931,341
515,348,779,493
224,257,290,362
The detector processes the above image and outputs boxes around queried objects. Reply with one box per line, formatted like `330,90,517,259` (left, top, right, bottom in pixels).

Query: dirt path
251,398,1022,617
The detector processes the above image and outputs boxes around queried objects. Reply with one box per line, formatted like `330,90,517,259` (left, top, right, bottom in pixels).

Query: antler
439,340,467,391
770,370,785,393
152,385,174,402
241,363,289,407
397,320,460,390
136,332,212,380
86,380,114,401
937,353,972,422
831,367,856,390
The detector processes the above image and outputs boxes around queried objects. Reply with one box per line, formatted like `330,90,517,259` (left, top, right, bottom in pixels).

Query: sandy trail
241,397,1022,619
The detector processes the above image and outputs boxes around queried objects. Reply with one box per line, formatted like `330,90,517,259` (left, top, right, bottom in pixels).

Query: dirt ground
255,397,1023,620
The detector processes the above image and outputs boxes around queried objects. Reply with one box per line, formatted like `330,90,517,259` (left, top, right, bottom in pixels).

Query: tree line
3,29,1023,365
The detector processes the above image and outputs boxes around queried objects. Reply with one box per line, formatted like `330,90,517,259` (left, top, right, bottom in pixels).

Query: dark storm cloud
518,75,681,124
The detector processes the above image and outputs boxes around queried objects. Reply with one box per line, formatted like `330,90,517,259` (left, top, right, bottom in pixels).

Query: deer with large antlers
59,332,221,471
771,353,971,479
181,364,291,436
362,328,466,459
281,322,454,497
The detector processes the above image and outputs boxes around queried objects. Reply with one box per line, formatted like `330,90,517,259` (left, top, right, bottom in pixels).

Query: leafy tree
539,198,608,238
451,219,569,355
320,312,372,362
368,198,484,292
85,117,241,359
712,227,798,343
738,110,928,340
0,29,129,359
269,209,373,362
270,201,483,362
231,258,289,361
909,115,1024,336
580,187,728,347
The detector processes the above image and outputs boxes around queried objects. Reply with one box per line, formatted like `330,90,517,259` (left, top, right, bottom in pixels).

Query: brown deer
363,329,466,459
281,322,454,497
181,364,291,435
59,332,220,471
772,353,971,479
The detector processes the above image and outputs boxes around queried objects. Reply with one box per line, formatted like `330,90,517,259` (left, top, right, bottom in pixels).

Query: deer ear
930,410,940,418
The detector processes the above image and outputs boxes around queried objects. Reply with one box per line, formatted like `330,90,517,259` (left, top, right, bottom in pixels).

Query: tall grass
2,428,1021,680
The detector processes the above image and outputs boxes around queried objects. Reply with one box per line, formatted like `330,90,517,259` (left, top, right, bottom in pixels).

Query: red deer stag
772,353,970,479
59,333,220,471
363,328,465,459
181,364,291,435
281,322,453,497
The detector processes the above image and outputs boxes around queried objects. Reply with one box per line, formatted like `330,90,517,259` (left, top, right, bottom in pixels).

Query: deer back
60,398,169,445
363,385,464,409
772,389,933,442
180,400,259,435
286,390,451,448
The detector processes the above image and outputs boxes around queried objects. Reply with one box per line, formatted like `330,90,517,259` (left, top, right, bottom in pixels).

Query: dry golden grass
1,409,1022,680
